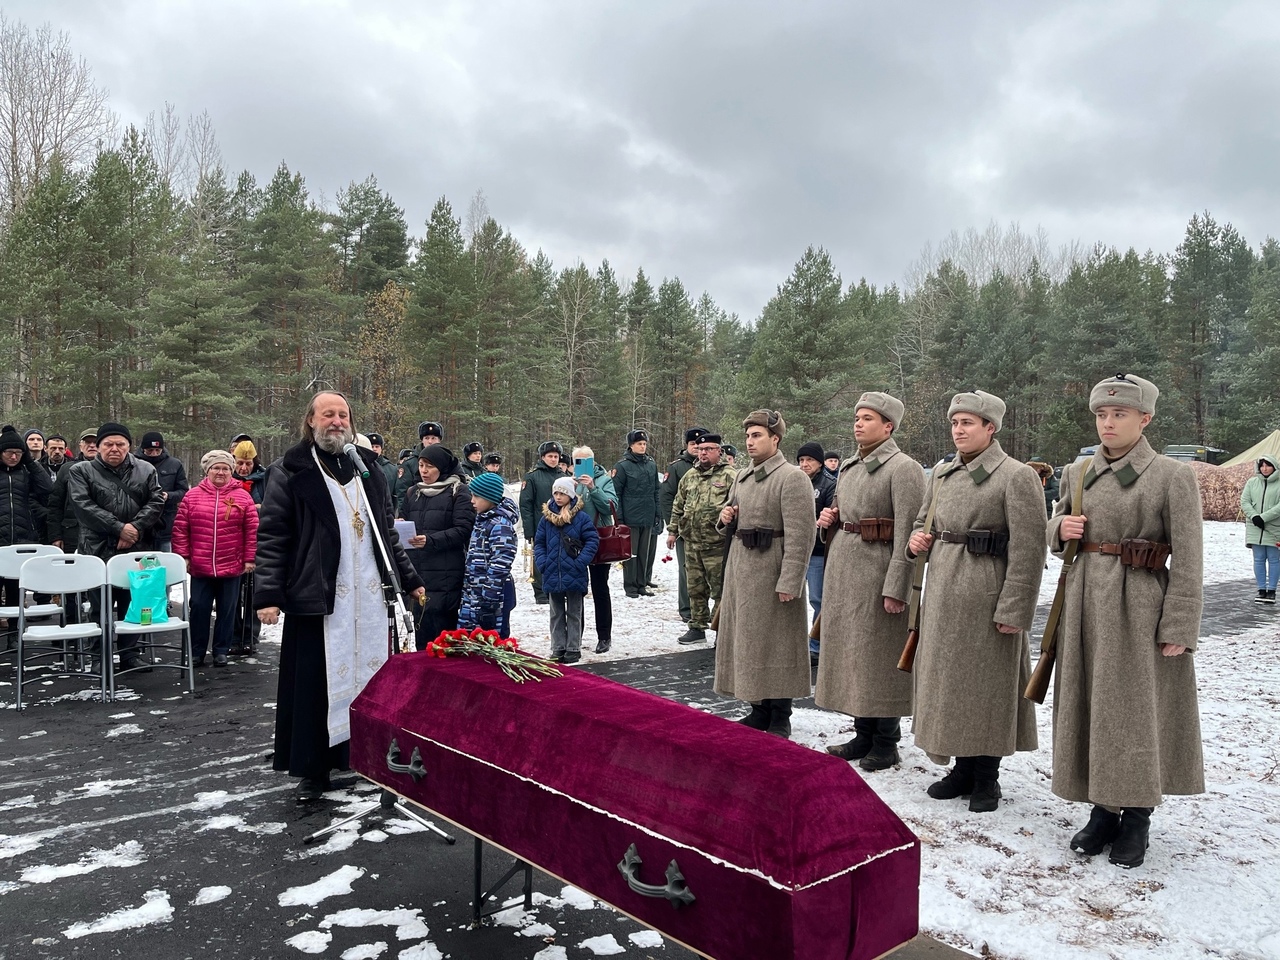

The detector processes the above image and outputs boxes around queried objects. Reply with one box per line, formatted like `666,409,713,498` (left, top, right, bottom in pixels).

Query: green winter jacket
519,461,564,541
612,450,661,529
1241,455,1280,546
575,465,618,527
659,451,696,524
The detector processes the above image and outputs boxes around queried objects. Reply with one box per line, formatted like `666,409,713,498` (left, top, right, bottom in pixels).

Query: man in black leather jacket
67,423,166,671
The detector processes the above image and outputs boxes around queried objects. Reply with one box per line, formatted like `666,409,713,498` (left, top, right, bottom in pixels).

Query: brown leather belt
840,518,894,543
935,530,968,544
1081,539,1171,570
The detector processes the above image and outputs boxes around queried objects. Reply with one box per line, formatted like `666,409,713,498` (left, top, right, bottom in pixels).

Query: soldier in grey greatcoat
714,410,817,737
815,392,925,771
1049,373,1204,869
907,390,1047,813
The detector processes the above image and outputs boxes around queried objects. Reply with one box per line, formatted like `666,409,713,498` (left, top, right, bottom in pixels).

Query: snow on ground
62,888,174,939
509,507,1280,958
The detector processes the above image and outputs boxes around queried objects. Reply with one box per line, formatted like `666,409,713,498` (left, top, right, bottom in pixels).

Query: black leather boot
827,716,875,760
927,756,975,799
859,718,902,772
968,755,1002,812
1070,805,1122,855
737,701,771,730
766,698,793,738
1109,807,1153,868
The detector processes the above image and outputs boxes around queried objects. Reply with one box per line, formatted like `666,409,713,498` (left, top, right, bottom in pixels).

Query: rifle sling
1039,463,1089,654
906,471,946,632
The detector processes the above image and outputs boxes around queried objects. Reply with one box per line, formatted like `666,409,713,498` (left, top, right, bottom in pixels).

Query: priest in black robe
256,392,424,801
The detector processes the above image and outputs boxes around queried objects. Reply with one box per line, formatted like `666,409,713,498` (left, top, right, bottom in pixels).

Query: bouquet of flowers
423,628,563,683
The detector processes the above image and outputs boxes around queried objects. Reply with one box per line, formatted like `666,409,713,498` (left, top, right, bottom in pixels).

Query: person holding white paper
397,444,476,649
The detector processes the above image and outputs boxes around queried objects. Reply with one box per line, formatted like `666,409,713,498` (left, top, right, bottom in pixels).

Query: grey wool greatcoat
910,440,1047,759
1047,437,1204,808
815,439,925,718
714,451,818,702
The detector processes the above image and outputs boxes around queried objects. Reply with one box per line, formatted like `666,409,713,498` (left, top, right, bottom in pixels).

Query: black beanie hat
141,431,164,450
97,422,132,444
0,427,25,453
23,428,44,442
420,444,457,476
797,441,825,463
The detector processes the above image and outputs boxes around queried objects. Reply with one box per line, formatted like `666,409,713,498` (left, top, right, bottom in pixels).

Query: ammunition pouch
841,518,895,543
1120,538,1171,571
736,527,781,550
938,528,1008,557
964,529,1009,558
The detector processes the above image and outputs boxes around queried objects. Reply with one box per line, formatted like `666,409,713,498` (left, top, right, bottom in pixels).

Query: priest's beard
315,425,354,454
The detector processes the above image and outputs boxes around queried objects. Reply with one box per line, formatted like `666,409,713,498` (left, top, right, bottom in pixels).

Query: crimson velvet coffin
349,655,920,960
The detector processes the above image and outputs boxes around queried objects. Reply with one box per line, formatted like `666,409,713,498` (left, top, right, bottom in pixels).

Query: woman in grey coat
907,391,1047,813
1050,374,1204,869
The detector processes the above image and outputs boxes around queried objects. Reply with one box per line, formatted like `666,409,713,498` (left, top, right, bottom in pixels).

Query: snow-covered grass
509,509,1280,959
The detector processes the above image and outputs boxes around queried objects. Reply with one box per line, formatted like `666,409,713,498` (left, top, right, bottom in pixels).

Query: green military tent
1221,430,1280,468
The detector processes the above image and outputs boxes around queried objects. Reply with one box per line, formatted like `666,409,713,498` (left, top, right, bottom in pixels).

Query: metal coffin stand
350,656,920,960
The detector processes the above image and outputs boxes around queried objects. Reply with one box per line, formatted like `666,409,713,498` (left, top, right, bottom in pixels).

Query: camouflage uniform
669,461,736,630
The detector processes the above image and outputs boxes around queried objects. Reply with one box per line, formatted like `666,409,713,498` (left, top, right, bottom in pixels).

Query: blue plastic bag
125,565,170,625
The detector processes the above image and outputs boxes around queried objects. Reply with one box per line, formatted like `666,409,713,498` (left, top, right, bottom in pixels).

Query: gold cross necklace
315,452,366,540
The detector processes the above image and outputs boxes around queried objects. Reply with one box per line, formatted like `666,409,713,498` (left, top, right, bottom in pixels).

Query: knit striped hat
469,471,505,504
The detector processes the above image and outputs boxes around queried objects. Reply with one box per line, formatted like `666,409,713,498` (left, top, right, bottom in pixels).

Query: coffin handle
386,738,427,783
617,843,696,909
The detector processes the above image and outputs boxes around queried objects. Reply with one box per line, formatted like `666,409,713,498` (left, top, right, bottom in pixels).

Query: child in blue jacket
534,477,599,663
459,472,519,637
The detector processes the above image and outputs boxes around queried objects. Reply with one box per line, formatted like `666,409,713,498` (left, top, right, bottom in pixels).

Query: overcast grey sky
9,0,1280,318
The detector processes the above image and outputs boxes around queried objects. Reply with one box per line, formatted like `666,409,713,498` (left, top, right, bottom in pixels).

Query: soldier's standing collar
1086,436,1156,489
748,450,787,481
956,439,1006,485
847,437,900,475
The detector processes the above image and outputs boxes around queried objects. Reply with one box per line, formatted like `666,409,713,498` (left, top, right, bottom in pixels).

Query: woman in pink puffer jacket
172,450,259,667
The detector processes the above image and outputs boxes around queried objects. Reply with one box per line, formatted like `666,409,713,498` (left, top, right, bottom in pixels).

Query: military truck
1163,444,1229,465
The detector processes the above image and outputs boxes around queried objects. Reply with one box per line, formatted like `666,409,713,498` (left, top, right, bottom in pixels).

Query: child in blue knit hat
459,472,520,637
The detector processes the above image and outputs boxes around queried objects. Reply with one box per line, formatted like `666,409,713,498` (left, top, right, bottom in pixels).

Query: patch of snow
0,835,43,859
629,930,664,948
397,943,443,960
105,724,144,737
361,829,389,843
532,948,569,960
341,943,388,960
198,753,260,768
77,779,139,797
286,930,332,953
578,934,625,955
191,790,233,810
17,729,47,739
192,885,232,905
0,794,36,810
198,814,287,835
149,709,168,715
519,922,556,937
319,907,430,941
21,841,145,883
0,880,21,895
109,712,135,719
62,889,173,939
559,885,597,910
279,865,365,907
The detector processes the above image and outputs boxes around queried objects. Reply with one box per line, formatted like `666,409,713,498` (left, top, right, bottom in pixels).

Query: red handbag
593,504,633,564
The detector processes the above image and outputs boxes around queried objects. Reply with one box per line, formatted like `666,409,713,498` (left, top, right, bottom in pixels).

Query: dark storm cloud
8,0,1280,316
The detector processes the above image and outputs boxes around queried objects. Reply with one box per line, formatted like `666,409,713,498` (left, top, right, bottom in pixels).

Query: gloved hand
1253,515,1267,530
476,602,501,631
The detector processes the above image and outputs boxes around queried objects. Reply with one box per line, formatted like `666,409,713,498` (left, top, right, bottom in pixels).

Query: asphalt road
0,578,1260,960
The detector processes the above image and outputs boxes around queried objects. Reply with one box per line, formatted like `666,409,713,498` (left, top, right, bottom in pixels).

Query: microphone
342,443,371,480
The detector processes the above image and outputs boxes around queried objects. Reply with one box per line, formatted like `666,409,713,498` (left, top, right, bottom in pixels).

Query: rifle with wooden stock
709,503,740,633
897,472,945,673
1024,464,1087,703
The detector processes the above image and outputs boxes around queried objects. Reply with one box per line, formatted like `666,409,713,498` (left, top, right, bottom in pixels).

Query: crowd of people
8,376,1210,871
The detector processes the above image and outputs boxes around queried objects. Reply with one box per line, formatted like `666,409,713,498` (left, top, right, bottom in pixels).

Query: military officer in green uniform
667,433,734,644
660,426,707,623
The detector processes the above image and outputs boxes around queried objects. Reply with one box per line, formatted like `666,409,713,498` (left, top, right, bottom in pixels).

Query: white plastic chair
0,543,66,640
105,552,194,698
16,554,108,709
